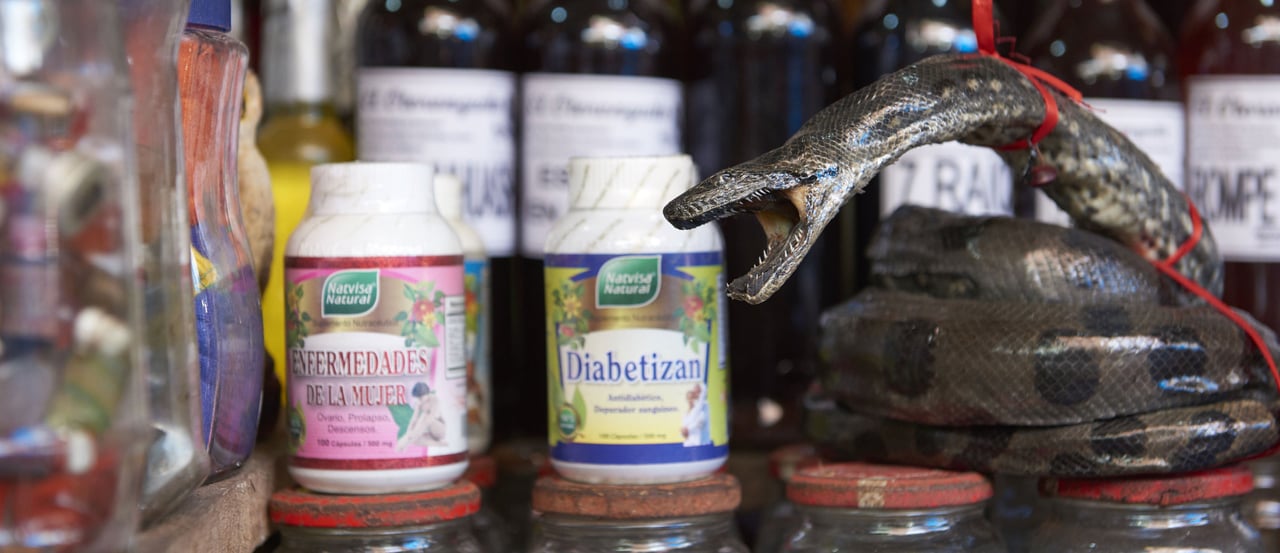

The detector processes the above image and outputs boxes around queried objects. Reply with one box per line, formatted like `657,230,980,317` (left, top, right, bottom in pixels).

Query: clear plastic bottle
464,455,512,553
178,0,265,478
436,174,493,455
783,463,1002,552
543,155,728,484
0,1,149,550
120,0,214,523
1033,465,1262,552
284,162,468,494
271,481,484,553
755,444,824,553
528,473,749,553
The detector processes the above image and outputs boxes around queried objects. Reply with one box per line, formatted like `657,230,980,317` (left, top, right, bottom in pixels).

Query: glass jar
178,0,265,478
464,455,511,553
1032,465,1262,552
755,444,824,553
0,1,149,550
120,0,214,524
783,463,1002,552
1245,456,1280,551
271,481,484,553
528,473,749,552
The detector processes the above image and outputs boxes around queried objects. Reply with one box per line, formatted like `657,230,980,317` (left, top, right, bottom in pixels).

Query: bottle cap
270,481,481,528
262,0,335,104
568,155,697,210
464,455,497,490
769,444,823,482
788,463,992,510
434,174,465,221
309,162,436,216
1044,465,1254,506
188,0,232,32
533,473,740,519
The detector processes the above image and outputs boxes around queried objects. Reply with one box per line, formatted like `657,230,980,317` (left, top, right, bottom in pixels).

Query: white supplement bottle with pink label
284,162,468,494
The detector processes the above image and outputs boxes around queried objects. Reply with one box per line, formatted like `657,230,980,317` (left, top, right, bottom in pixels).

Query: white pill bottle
284,162,468,494
544,155,729,484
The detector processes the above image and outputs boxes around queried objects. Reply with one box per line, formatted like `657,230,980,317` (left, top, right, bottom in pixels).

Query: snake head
664,145,850,304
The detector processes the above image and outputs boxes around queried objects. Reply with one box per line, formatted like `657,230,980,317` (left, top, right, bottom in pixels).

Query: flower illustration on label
677,278,717,351
552,281,589,350
285,282,311,349
395,281,446,348
321,269,381,317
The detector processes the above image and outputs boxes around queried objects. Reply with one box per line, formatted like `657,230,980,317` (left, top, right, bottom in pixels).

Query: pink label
284,256,467,470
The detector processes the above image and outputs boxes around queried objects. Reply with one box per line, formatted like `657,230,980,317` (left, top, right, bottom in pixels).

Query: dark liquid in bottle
686,0,842,446
357,1,522,442
1180,0,1280,334
519,0,681,440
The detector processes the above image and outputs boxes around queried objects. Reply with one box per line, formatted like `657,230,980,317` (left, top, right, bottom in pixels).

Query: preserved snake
662,54,1280,476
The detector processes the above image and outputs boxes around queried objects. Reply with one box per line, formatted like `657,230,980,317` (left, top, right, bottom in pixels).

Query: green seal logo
595,255,661,308
321,269,380,317
557,403,580,440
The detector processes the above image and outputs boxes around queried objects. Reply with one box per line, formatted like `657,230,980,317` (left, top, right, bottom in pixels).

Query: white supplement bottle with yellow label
284,162,469,494
435,174,492,455
544,155,729,484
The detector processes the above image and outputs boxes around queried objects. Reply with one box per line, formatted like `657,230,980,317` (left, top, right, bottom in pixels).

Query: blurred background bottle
518,0,683,439
685,0,842,446
356,0,520,443
848,0,1012,288
1023,0,1181,226
258,0,356,433
1180,0,1280,333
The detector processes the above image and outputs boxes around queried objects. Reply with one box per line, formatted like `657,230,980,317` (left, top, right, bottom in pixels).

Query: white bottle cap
567,155,697,211
434,173,464,222
308,162,435,216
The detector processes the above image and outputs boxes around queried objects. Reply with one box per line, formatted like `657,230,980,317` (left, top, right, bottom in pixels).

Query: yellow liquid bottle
259,0,355,394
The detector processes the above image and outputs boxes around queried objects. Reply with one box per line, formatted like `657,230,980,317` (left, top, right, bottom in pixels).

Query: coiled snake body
663,54,1280,476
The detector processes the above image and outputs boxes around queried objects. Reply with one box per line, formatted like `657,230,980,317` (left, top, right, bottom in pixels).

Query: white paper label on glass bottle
520,73,683,258
357,68,517,257
879,142,1013,216
1187,76,1280,262
1037,98,1186,227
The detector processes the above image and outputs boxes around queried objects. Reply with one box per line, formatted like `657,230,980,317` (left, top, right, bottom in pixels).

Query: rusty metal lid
270,481,480,528
1046,465,1254,506
788,463,992,509
463,455,497,489
533,474,741,519
769,444,823,481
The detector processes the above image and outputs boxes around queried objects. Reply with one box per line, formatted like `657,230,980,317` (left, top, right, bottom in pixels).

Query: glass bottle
518,0,684,441
1180,0,1280,333
1032,466,1262,552
356,2,519,444
1023,0,1181,227
464,455,512,553
849,0,1013,288
1246,456,1280,551
179,0,265,478
0,1,149,550
258,0,355,436
527,474,749,552
120,0,214,524
686,0,844,447
783,463,1002,552
271,482,484,553
755,444,823,553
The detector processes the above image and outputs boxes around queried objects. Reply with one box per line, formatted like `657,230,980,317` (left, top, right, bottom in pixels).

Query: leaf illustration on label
321,269,380,317
388,403,415,439
596,256,661,308
287,403,306,454
572,386,588,430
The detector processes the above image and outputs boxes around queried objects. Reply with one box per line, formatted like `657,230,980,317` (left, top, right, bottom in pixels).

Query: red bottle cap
769,443,823,481
270,481,480,529
788,463,992,509
1045,465,1254,507
464,455,497,489
533,473,740,519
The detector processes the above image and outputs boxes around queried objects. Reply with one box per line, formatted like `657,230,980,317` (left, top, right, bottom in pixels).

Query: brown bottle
849,0,1012,288
518,0,682,439
1181,0,1280,333
1023,0,1181,226
686,0,842,446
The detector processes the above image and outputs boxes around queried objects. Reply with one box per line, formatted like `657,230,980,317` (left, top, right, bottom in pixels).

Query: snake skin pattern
663,54,1280,475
